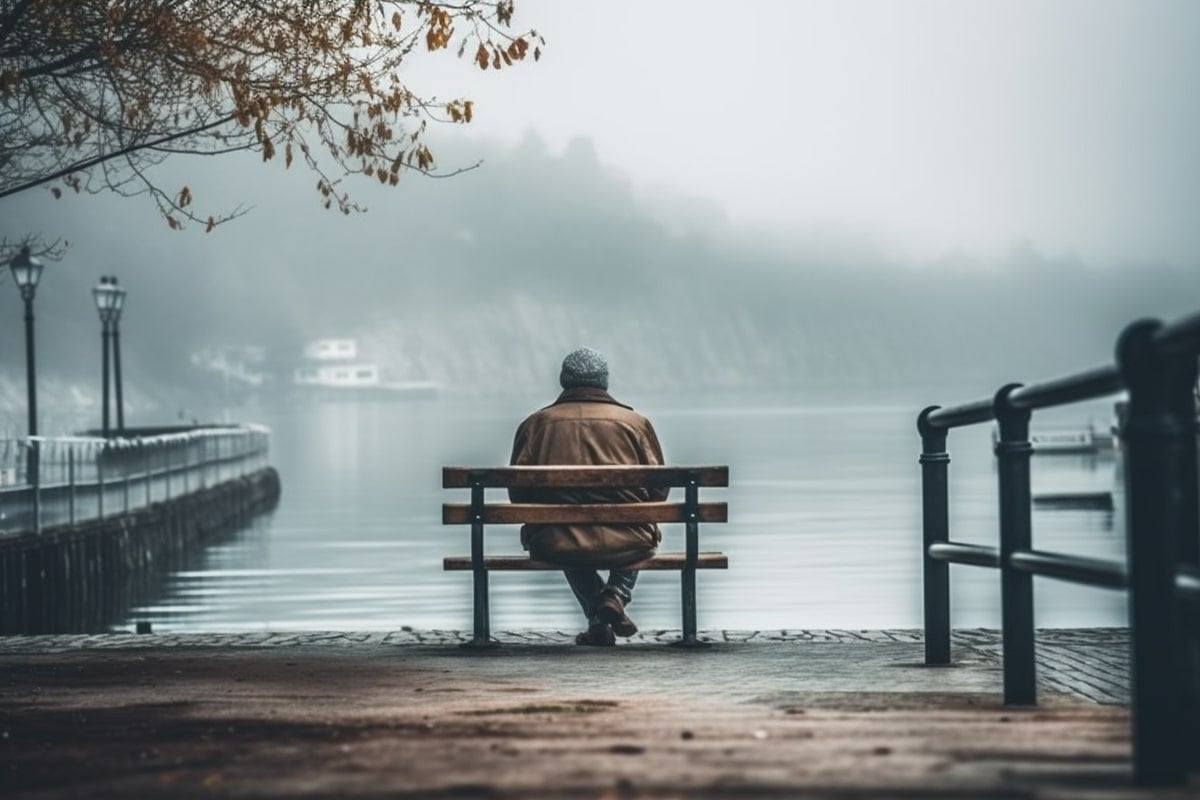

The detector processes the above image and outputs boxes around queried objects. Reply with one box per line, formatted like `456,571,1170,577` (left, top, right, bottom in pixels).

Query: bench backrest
442,465,728,525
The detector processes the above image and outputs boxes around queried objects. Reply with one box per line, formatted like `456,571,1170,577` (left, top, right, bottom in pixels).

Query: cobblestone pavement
0,627,1131,704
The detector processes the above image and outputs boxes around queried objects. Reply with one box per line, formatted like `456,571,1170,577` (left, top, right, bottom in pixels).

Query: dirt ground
1,636,1195,799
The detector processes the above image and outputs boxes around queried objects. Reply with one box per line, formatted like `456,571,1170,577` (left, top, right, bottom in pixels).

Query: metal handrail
927,541,1000,568
1007,365,1124,412
1178,566,1200,605
1009,549,1128,590
922,365,1125,434
1153,310,1200,358
1,448,265,496
0,425,270,536
917,310,1200,787
922,397,994,431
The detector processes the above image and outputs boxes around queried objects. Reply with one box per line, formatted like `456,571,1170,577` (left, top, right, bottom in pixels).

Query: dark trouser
563,569,638,623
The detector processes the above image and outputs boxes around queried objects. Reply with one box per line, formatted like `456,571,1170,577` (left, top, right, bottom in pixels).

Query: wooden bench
442,465,729,646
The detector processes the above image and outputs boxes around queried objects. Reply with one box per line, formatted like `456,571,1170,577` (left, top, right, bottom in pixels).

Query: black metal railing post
468,472,491,647
1167,351,1199,774
30,439,40,534
96,445,105,520
1117,319,1187,785
918,406,951,664
122,443,131,513
67,446,75,526
994,383,1036,706
1171,359,1200,569
143,441,152,507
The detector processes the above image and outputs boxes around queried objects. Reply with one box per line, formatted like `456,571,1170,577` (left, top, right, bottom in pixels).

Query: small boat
992,423,1115,455
1032,490,1114,510
292,338,439,401
1030,426,1114,454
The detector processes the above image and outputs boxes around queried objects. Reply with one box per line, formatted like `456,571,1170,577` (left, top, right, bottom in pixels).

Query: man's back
510,385,668,567
513,386,661,467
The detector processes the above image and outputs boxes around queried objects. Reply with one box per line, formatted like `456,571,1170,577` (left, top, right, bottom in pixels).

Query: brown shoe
595,590,638,637
575,623,616,646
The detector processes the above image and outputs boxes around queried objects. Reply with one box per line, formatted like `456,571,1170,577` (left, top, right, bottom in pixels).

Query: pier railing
918,313,1199,786
0,425,270,537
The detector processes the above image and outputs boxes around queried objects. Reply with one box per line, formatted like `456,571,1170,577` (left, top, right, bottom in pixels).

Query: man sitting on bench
509,347,668,646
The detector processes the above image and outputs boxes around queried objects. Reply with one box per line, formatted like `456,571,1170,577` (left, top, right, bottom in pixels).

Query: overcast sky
407,0,1200,267
6,1,1200,273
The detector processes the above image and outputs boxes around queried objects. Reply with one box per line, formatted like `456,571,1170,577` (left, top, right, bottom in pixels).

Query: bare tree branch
0,1,544,229
0,113,236,199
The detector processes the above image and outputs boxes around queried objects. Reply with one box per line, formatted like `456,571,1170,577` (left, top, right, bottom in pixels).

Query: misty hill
1,133,1198,420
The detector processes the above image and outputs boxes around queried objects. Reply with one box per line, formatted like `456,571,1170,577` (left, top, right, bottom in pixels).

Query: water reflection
127,394,1130,632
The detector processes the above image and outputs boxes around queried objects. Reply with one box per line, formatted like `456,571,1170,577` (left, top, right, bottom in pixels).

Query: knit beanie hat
559,347,609,390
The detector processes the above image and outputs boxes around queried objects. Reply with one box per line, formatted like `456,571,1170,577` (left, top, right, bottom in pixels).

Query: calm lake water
127,392,1128,632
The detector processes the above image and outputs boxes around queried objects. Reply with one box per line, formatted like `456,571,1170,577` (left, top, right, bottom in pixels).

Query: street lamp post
9,246,44,483
111,279,126,432
93,276,119,438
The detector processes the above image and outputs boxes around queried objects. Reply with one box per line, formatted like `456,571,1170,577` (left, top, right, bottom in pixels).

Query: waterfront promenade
5,627,1186,799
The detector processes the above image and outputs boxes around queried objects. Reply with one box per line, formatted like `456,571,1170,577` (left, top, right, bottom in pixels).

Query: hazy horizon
1,2,1198,427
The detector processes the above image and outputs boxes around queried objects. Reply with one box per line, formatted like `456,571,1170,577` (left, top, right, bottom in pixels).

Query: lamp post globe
92,274,119,318
10,246,44,301
111,279,126,320
10,247,44,485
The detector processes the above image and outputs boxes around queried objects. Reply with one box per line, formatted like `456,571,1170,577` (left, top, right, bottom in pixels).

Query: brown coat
508,387,668,567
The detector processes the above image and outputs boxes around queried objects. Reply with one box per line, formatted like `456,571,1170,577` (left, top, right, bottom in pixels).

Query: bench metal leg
462,476,499,648
461,567,499,648
671,566,706,648
672,473,707,648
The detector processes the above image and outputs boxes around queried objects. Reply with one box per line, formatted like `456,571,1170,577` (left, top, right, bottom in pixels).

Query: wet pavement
3,627,1191,799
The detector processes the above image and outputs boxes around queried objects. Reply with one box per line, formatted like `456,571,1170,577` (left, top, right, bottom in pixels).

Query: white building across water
292,339,436,397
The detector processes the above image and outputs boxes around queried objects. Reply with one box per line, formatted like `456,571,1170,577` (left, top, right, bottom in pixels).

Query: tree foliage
0,0,542,233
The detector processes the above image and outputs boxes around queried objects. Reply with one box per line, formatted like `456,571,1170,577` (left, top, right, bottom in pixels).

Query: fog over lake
2,129,1198,422
0,1,1196,631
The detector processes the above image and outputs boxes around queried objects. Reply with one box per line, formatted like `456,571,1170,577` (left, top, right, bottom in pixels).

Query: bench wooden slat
442,501,728,525
444,553,729,571
442,465,729,489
